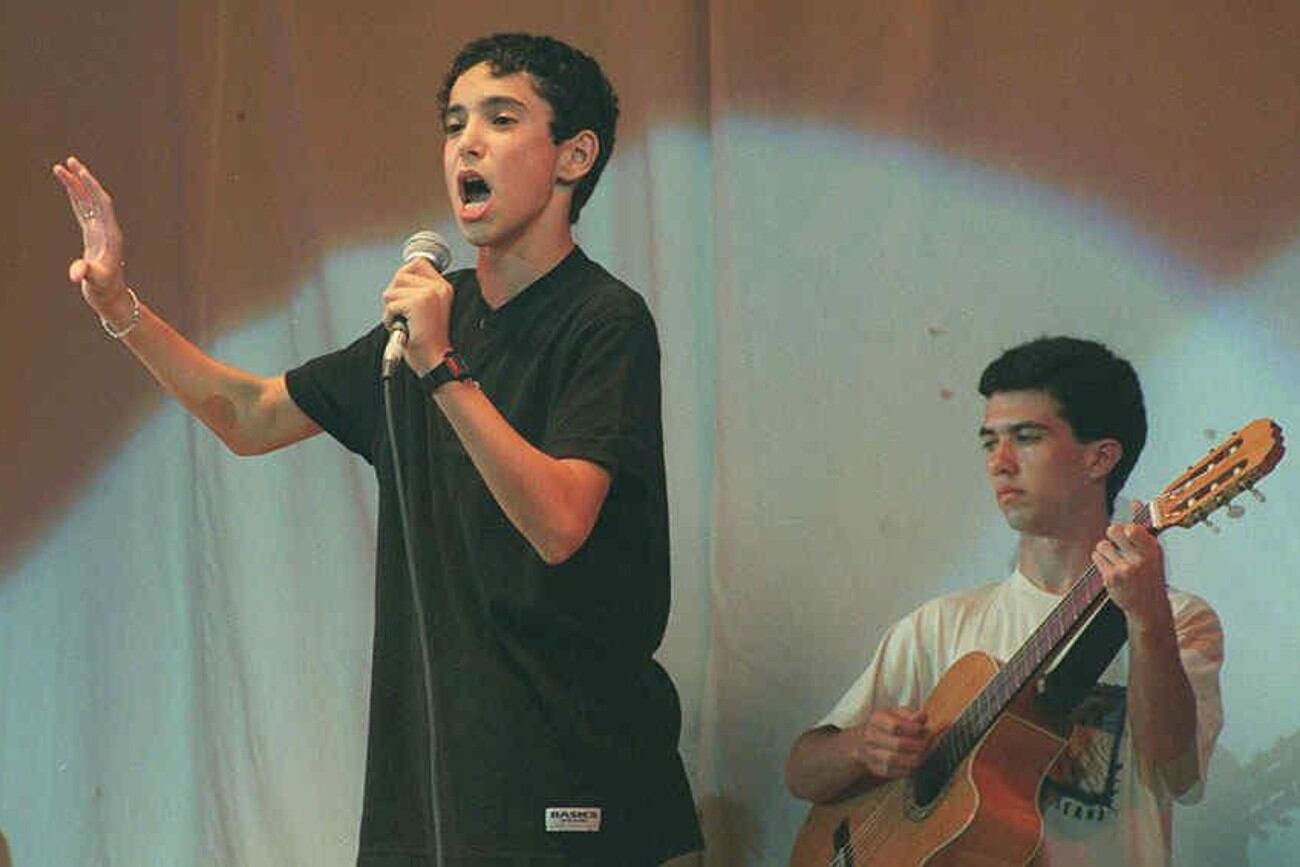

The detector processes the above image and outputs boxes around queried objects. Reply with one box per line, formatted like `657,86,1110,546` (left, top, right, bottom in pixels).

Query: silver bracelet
100,287,142,339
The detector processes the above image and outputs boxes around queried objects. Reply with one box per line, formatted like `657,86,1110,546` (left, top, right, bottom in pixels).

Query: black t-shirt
286,248,702,865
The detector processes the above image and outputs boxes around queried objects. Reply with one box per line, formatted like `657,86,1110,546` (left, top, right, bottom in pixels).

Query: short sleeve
1168,593,1225,804
541,303,662,489
818,614,930,730
284,325,387,463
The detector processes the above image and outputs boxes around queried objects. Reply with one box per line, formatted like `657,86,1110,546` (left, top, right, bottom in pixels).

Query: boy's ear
1086,438,1123,481
557,129,599,185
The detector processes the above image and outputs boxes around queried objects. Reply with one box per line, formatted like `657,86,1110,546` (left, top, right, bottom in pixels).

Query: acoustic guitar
789,419,1285,867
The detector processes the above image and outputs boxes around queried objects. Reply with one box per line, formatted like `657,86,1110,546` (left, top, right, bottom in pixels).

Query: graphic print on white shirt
1043,683,1128,823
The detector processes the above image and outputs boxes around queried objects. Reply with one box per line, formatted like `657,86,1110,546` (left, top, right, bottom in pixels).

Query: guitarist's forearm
1126,613,1199,795
785,726,885,803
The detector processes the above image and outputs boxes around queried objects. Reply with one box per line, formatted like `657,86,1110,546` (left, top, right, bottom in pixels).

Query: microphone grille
402,230,452,272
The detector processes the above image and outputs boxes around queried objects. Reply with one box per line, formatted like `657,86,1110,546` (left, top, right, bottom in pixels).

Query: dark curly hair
437,33,619,224
979,336,1147,514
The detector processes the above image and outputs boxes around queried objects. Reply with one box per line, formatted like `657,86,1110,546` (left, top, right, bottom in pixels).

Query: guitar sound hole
910,768,945,812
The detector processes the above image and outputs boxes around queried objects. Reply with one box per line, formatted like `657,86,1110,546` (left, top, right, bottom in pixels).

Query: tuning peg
1249,487,1267,503
1202,516,1221,533
1226,503,1245,519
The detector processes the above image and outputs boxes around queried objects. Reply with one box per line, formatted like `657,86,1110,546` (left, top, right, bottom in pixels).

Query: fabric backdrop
3,2,1299,864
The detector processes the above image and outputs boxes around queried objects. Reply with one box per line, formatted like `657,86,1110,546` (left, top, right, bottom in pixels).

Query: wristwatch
420,350,473,394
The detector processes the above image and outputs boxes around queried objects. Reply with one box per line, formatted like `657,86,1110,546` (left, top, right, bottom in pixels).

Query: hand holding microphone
382,230,453,378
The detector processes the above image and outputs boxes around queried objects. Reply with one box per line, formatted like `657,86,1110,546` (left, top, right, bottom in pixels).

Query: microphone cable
376,229,453,867
383,371,447,867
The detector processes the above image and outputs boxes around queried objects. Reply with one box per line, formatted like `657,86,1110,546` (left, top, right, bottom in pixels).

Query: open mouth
459,171,492,205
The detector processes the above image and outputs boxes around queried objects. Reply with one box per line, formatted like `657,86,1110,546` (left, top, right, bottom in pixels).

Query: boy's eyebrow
977,421,1050,438
443,95,528,118
481,95,527,112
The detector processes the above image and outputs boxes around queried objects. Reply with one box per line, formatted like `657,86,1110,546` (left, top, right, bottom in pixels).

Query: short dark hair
437,33,619,224
978,336,1147,513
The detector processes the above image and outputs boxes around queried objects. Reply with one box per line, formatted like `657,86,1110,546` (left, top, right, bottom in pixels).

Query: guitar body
789,652,1070,867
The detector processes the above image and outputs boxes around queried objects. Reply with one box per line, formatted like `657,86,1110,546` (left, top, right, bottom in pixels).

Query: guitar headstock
1151,419,1286,531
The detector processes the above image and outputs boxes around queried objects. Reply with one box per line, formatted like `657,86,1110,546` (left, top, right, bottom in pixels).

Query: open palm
52,156,127,312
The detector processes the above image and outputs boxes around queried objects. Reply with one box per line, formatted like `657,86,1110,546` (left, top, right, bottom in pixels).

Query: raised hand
52,156,131,325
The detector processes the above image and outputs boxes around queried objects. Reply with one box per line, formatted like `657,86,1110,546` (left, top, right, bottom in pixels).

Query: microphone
383,230,454,378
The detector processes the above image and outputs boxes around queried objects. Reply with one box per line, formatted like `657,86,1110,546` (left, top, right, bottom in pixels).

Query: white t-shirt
820,570,1224,867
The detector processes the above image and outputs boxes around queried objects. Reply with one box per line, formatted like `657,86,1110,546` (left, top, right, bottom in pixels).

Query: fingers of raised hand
52,160,85,206
54,157,125,281
54,157,112,223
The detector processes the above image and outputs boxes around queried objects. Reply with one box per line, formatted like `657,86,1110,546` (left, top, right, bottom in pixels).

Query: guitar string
844,785,904,864
831,782,907,866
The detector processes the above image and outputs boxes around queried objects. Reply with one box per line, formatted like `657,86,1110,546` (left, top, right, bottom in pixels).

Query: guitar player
785,336,1224,865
